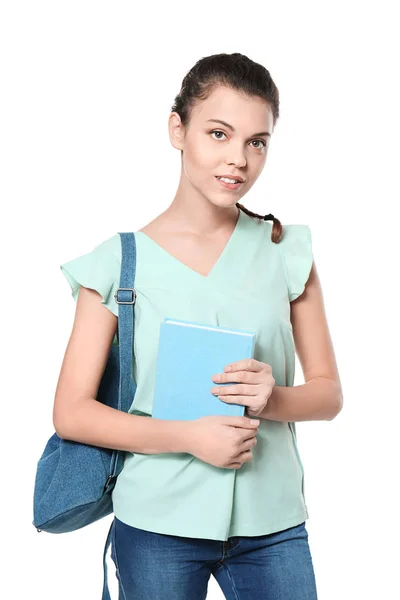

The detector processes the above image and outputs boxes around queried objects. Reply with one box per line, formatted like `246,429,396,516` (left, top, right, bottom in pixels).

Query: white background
2,1,399,598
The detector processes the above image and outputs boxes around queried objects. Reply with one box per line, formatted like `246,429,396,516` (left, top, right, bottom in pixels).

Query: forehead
192,85,273,130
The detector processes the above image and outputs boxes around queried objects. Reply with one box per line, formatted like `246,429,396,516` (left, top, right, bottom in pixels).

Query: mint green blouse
60,209,313,541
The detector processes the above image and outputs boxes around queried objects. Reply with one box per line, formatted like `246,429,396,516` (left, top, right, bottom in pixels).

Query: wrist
176,419,198,454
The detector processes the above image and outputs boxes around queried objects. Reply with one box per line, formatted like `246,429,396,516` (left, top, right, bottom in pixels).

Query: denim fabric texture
110,516,318,599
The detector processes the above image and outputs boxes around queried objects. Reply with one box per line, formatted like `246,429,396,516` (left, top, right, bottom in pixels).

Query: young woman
55,52,343,599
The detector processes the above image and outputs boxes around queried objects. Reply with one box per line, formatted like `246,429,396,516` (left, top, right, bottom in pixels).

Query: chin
208,198,237,210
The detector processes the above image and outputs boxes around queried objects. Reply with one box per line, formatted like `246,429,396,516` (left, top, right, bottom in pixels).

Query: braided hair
236,203,282,244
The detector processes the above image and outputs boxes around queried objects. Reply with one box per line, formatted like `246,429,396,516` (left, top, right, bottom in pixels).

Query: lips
215,175,244,183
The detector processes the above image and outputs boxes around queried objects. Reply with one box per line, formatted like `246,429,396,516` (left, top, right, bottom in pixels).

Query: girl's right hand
187,415,259,469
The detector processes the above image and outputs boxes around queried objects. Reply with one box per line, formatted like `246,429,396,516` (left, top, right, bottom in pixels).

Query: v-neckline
135,208,243,280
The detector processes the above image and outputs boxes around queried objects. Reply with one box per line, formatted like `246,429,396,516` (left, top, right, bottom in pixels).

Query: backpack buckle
114,288,136,304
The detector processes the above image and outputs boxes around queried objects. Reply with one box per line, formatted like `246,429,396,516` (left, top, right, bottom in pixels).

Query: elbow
53,417,67,439
53,406,69,440
327,391,344,421
53,392,76,440
53,394,89,439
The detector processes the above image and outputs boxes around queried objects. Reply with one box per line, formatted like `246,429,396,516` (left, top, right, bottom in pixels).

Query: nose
226,157,247,171
225,145,247,169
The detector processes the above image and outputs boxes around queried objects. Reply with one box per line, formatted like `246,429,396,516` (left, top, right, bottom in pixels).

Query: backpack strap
102,231,137,600
115,232,137,414
102,519,116,600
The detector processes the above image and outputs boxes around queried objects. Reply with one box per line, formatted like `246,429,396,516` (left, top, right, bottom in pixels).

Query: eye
210,130,227,140
251,139,267,149
210,130,267,150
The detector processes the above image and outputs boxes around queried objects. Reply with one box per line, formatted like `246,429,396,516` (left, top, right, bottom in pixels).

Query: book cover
151,317,257,421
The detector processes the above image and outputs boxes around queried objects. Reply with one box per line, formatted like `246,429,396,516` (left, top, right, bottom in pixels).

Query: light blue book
151,317,257,421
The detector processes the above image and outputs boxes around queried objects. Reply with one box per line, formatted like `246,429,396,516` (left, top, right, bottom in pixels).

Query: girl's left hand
210,358,275,418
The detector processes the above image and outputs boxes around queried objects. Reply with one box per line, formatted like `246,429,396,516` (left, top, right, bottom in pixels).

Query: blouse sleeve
60,233,121,317
279,224,313,302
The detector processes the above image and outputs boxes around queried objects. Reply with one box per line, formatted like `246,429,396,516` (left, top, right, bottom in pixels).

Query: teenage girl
55,52,343,599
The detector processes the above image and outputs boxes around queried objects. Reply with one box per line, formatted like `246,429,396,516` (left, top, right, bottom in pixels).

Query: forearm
55,397,192,455
259,377,343,422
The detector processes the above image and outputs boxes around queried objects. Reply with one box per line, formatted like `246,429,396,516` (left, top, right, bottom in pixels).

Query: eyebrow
206,118,271,137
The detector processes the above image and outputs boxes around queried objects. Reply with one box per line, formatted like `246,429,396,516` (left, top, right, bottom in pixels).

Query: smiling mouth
215,176,244,184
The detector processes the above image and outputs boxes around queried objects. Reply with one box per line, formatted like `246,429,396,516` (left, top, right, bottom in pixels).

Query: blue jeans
110,516,318,599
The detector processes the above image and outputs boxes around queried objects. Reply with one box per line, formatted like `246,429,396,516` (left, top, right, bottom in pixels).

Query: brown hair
171,52,283,243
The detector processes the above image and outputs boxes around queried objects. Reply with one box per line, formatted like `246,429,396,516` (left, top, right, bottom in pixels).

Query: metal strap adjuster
114,288,136,305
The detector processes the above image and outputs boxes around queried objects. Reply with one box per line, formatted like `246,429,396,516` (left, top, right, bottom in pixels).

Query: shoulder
60,233,122,317
92,233,122,260
277,224,313,302
279,224,311,247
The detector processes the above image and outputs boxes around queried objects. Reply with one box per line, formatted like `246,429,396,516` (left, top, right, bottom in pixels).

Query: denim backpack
32,232,137,600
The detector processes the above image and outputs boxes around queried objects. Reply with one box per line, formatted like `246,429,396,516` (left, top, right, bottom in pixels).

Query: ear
168,112,185,152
